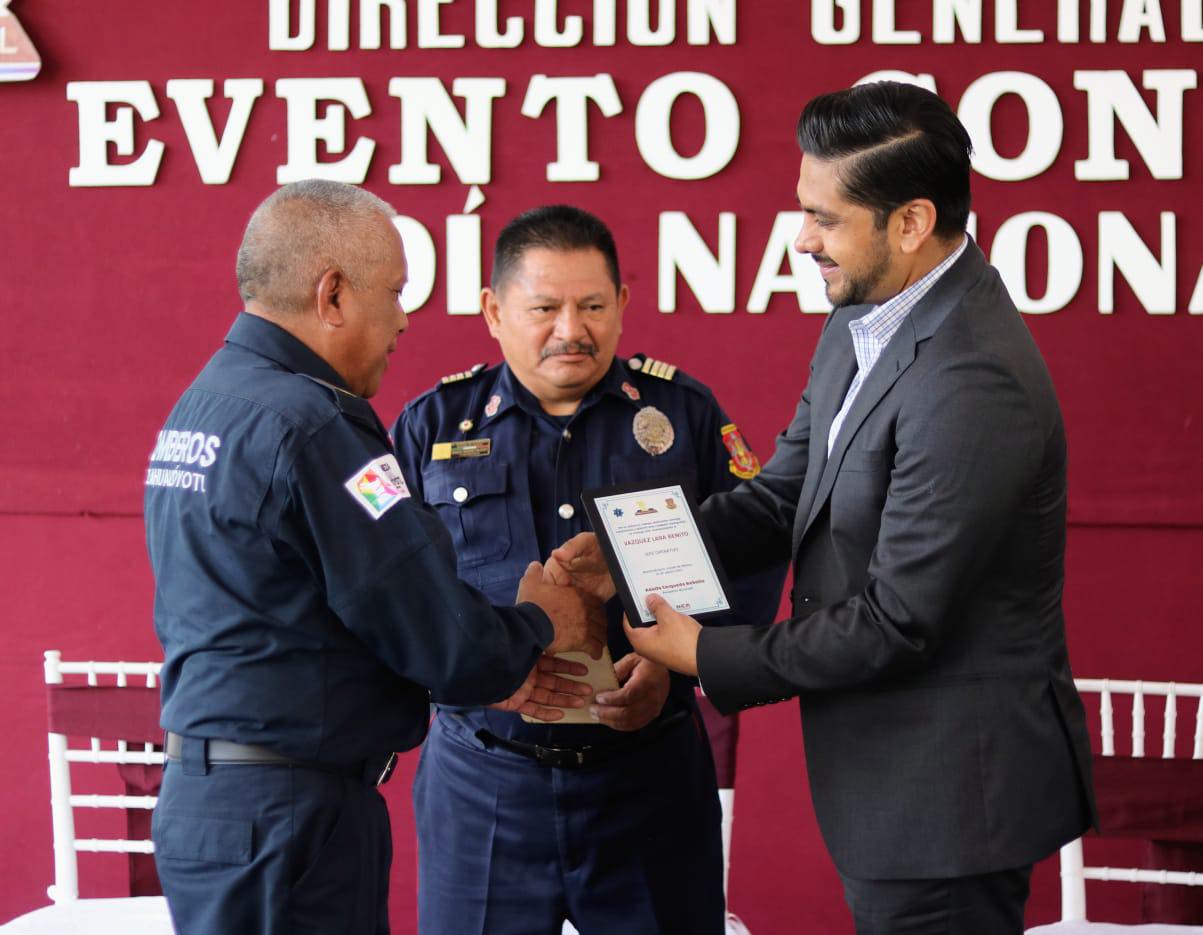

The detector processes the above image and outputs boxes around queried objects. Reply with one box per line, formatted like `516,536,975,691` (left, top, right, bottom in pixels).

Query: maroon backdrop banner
1,2,1200,930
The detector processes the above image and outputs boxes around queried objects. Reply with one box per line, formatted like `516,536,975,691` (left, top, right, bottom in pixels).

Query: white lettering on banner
873,0,922,44
418,0,465,48
1098,212,1176,315
649,209,1195,316
57,6,1200,317
958,72,1063,181
477,0,522,47
535,0,584,47
628,0,676,46
747,213,833,315
1188,0,1203,41
635,72,740,180
989,213,1084,314
394,216,436,311
996,0,1043,42
659,212,736,314
66,81,164,187
268,0,316,50
812,0,858,44
68,68,1197,188
267,0,735,50
1118,0,1166,42
933,0,982,43
1074,70,1197,180
166,79,265,184
388,77,505,185
275,78,375,183
521,75,623,182
1190,265,1203,314
812,0,1200,43
446,187,484,315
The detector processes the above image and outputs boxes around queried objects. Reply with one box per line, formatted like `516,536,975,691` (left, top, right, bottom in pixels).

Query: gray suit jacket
699,239,1095,879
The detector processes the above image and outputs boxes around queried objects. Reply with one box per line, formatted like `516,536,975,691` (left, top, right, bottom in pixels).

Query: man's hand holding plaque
623,595,702,678
489,652,594,722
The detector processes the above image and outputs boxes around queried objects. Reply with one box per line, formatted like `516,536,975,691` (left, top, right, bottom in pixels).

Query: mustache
540,341,598,360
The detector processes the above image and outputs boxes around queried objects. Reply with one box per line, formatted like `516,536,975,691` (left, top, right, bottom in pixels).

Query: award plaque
581,478,732,627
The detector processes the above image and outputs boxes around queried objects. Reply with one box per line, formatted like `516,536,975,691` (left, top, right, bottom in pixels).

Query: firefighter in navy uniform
145,182,604,935
393,206,780,935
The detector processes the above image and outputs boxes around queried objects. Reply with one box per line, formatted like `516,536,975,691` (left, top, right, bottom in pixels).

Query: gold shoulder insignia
631,355,677,381
440,362,487,385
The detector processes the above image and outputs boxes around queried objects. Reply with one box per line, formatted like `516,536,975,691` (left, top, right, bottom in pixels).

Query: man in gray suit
552,82,1096,933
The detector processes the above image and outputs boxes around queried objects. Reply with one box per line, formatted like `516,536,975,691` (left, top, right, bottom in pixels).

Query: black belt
474,709,690,770
165,733,398,787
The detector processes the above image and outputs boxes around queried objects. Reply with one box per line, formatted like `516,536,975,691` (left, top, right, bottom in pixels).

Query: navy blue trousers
414,710,725,935
153,746,392,935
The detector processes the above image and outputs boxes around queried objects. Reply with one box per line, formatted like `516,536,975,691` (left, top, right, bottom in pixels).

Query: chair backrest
1061,678,1203,922
43,650,164,904
696,689,740,900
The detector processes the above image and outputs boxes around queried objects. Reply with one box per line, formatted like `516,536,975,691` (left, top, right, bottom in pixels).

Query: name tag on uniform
431,439,492,461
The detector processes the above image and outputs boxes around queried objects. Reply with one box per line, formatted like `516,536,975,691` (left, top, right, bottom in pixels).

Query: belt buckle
375,752,398,787
544,744,589,768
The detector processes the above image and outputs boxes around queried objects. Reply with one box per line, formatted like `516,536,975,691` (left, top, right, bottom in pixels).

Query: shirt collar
488,358,637,423
225,312,353,392
849,235,969,345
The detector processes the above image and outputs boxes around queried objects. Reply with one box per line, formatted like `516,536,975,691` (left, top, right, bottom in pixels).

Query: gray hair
236,180,398,312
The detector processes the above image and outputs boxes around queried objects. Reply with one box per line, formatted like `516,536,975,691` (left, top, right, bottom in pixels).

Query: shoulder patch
628,354,677,381
721,424,761,480
344,454,411,519
440,362,487,385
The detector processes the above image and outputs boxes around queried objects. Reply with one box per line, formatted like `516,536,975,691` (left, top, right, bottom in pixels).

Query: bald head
236,180,398,313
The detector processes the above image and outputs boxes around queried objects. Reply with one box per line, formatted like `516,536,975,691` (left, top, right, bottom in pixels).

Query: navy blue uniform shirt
394,356,779,747
145,313,553,766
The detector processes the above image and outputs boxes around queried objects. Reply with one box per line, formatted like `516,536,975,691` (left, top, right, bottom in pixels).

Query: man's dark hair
796,81,973,240
491,205,621,291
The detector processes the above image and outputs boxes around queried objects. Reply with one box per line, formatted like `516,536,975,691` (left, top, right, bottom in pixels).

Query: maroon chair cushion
47,685,162,744
696,692,739,789
1091,754,1203,923
46,683,164,897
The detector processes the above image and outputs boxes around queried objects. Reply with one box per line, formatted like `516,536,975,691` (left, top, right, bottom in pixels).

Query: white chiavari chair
0,651,173,933
1028,679,1203,934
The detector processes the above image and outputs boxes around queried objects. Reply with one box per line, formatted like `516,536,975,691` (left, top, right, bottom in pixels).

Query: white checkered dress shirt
826,237,968,455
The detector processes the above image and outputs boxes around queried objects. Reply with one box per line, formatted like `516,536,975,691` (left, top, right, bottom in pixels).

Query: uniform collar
595,358,644,409
225,312,353,394
486,359,638,423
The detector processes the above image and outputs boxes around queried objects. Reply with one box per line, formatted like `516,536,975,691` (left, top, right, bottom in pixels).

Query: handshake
498,533,625,724
498,532,702,723
515,531,618,660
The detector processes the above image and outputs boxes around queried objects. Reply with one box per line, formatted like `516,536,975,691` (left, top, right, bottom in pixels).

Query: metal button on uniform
453,486,469,503
562,428,572,441
558,503,575,520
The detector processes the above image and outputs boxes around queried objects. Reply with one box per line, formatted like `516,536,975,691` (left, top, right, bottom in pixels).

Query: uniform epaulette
627,354,677,381
440,362,487,385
